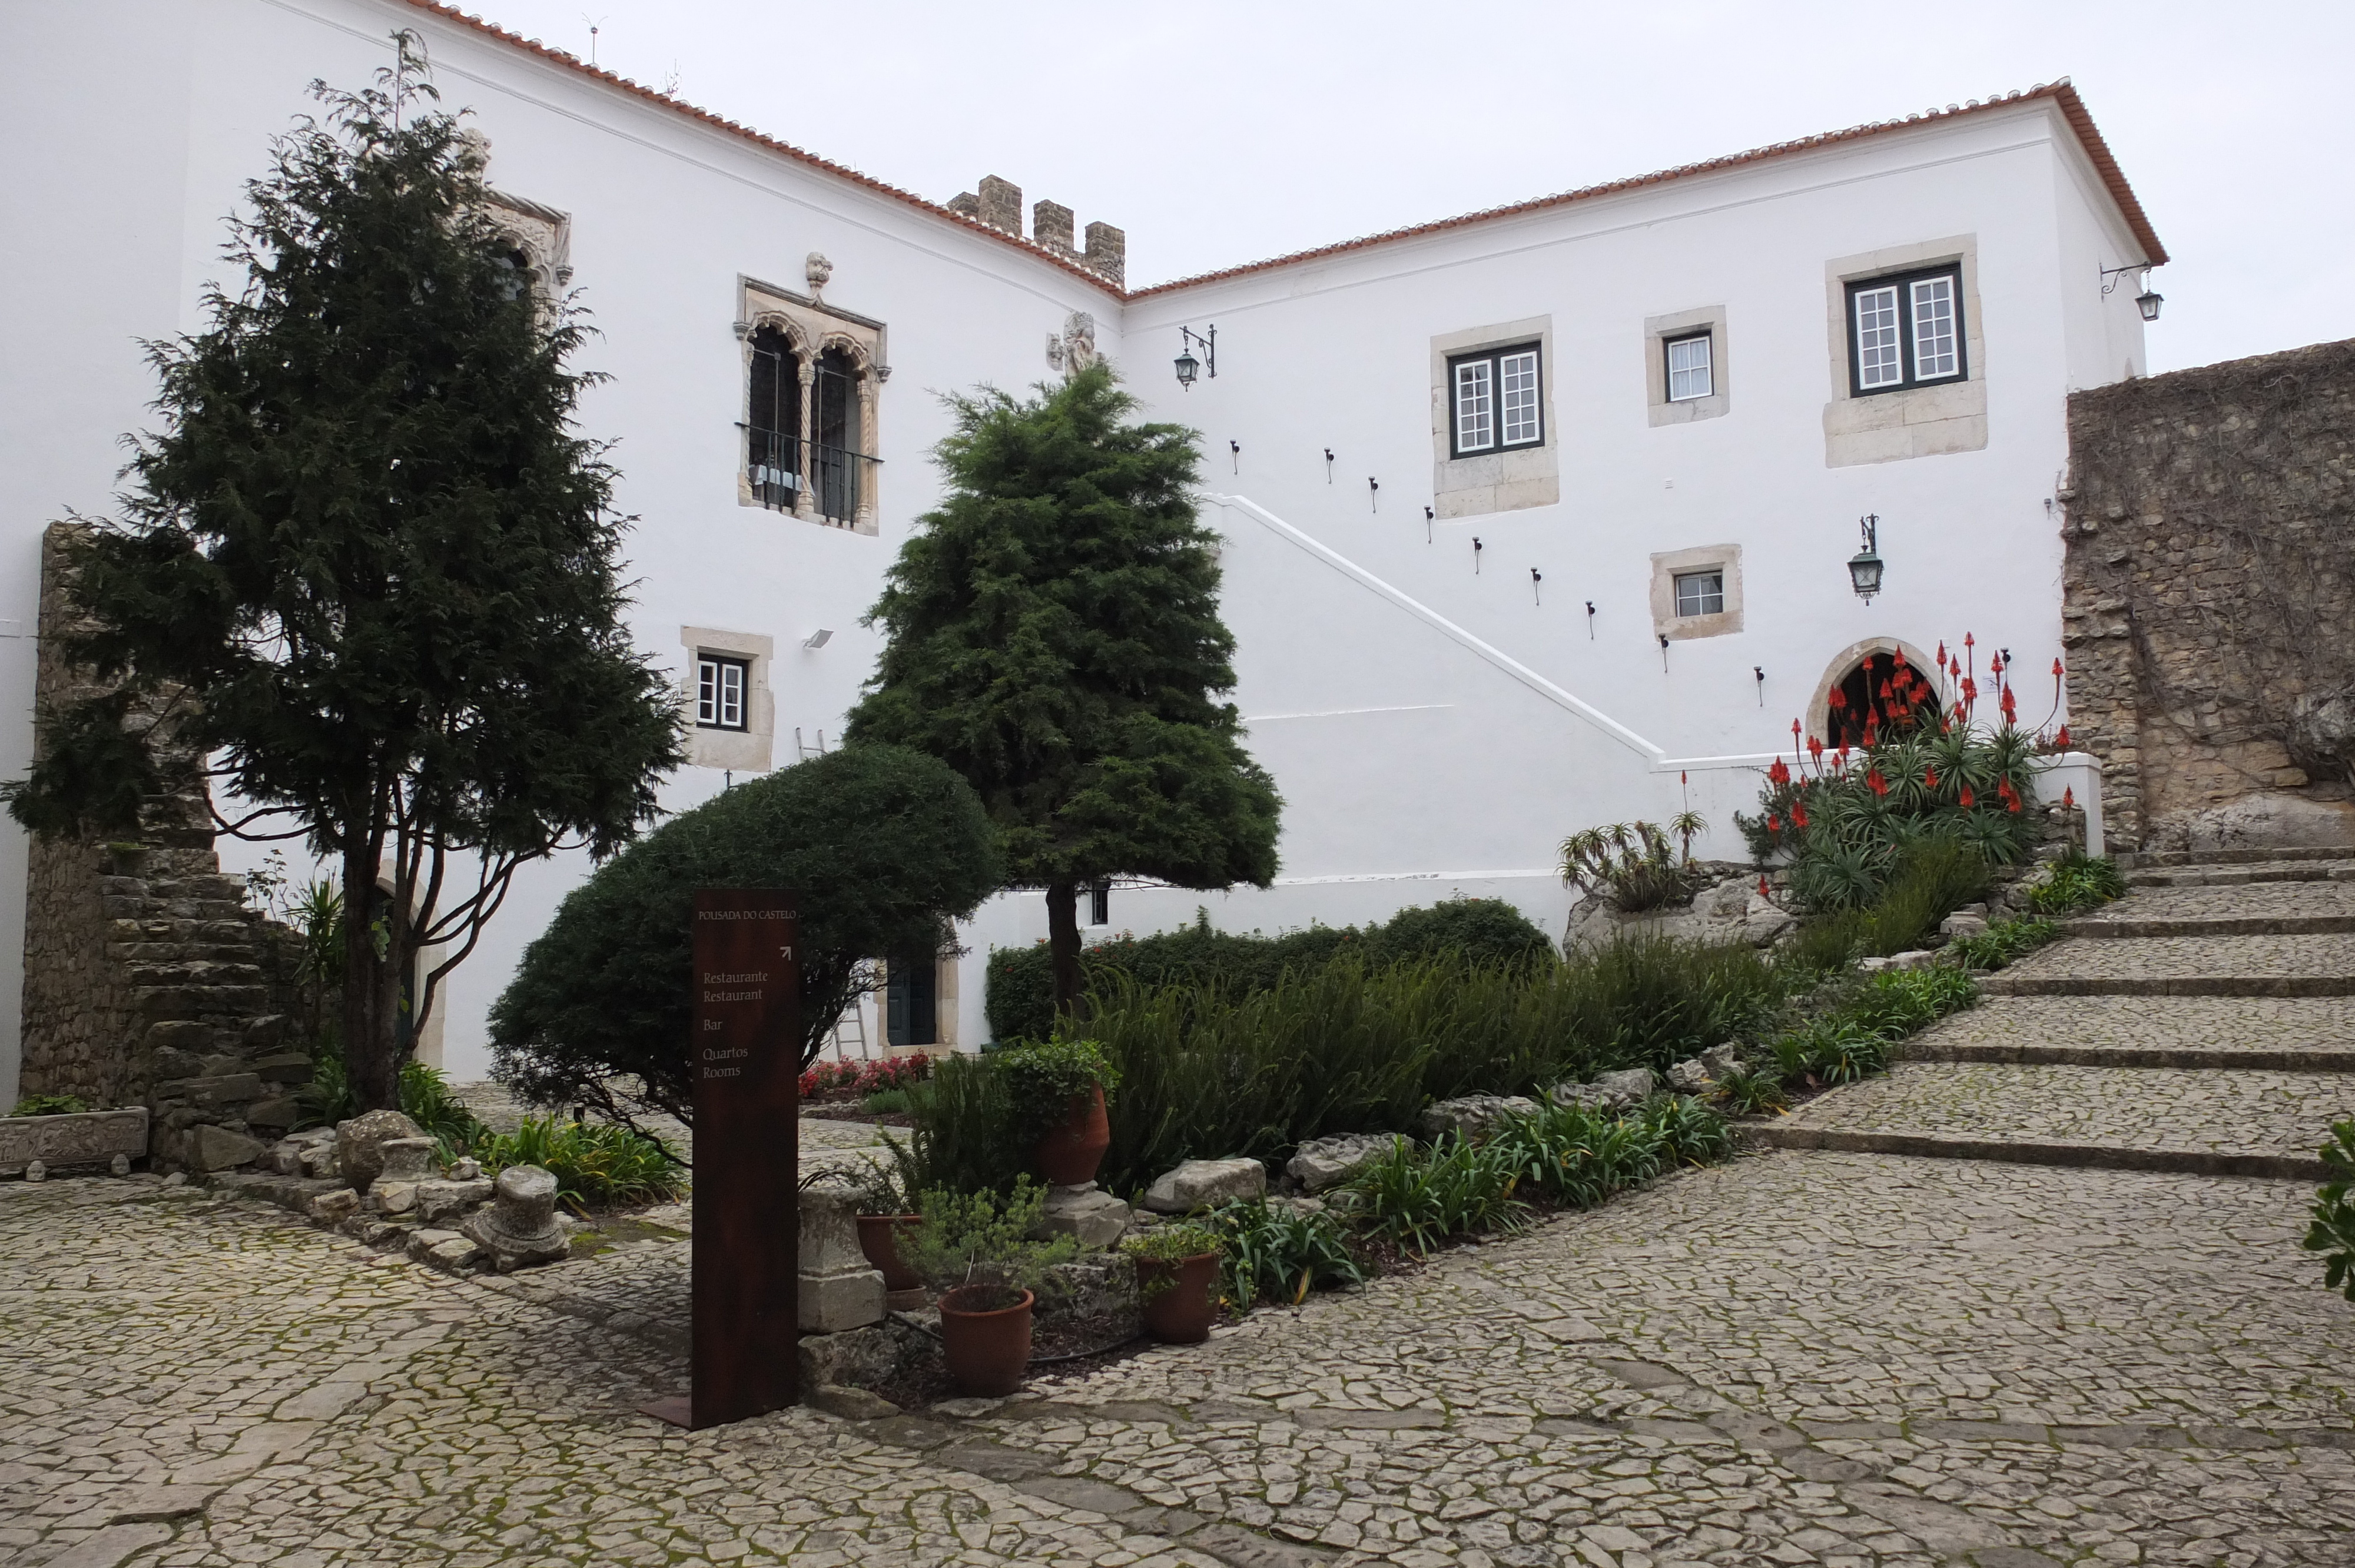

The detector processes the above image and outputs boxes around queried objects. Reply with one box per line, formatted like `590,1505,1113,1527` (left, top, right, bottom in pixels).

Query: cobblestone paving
962,1152,2355,1566
1783,1061,2355,1154
1994,934,2355,985
2072,882,2355,924
1903,996,2355,1058
0,1178,1235,1568
2127,861,2355,888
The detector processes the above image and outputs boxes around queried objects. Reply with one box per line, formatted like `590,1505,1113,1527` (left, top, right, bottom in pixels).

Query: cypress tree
846,363,1281,1020
2,45,683,1109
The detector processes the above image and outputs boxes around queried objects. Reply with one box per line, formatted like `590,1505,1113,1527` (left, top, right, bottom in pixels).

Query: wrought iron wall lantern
1848,513,1885,603
1173,324,1216,387
2101,263,2163,321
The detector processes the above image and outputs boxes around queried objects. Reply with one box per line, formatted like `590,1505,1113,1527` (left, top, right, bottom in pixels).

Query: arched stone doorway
1805,636,1942,749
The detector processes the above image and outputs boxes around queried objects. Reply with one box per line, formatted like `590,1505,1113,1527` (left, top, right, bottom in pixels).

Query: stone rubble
1285,1132,1398,1192
1415,1094,1541,1139
460,1163,572,1272
1141,1156,1266,1214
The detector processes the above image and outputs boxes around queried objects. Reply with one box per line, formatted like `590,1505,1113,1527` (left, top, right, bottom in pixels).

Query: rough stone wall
17,524,310,1165
2061,338,2355,849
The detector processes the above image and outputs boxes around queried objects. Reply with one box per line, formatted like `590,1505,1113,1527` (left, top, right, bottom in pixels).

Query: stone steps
1978,933,2355,998
2135,845,2355,867
1754,1059,2349,1180
2061,913,2355,937
2127,863,2355,887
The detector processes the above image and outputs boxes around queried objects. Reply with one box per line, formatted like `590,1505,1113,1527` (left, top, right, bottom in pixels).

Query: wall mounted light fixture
1848,513,1885,603
1324,448,1335,483
1659,633,1670,672
802,628,834,649
1472,536,1483,573
1530,568,1543,606
1423,505,1434,543
1173,324,1216,387
2100,263,2163,321
1585,600,1596,639
1754,665,1766,705
1229,439,1240,474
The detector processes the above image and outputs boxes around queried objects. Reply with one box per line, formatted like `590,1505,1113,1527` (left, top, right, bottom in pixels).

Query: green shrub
1780,909,1873,976
1347,1134,1529,1254
1948,916,2060,971
984,898,1554,1042
1772,1018,1893,1086
479,1115,684,1211
1120,1220,1223,1264
490,743,1001,1134
296,1058,487,1158
1637,1094,1735,1167
2022,854,2127,915
1557,934,1783,1074
1558,818,1709,912
860,1088,911,1115
1204,1199,1362,1307
900,1178,1079,1308
2301,1120,2355,1303
900,1051,1021,1195
10,1094,89,1117
1860,841,1991,954
992,1038,1120,1143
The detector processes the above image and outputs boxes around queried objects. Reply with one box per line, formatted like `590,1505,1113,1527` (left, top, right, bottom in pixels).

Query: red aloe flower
1767,815,1781,833
1866,767,1889,796
2062,785,2075,809
1925,766,1940,788
2052,658,2064,679
2055,724,2071,749
1769,757,1791,785
1959,784,1975,808
1807,735,1825,760
1792,800,1809,829
1829,687,1848,710
2005,793,2022,814
1758,876,1771,897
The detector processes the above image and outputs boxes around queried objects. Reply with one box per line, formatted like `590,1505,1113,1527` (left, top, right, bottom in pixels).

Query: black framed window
695,654,749,731
1673,569,1724,618
1087,882,1110,926
746,326,802,510
813,346,863,523
1846,264,1965,395
1448,342,1543,458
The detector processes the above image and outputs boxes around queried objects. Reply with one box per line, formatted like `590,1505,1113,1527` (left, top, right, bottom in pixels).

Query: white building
0,0,2162,1093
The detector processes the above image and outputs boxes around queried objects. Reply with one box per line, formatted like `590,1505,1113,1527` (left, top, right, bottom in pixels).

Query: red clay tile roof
396,9,2165,301
1132,81,2165,297
397,1,1126,296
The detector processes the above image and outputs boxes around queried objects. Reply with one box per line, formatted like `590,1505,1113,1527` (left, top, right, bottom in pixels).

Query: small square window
1088,883,1110,926
1665,333,1713,402
1448,343,1543,458
1846,264,1965,394
696,655,749,730
1673,570,1724,618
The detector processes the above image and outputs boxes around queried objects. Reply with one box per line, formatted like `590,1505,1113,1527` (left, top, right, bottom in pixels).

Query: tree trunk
341,843,402,1112
1046,876,1084,1024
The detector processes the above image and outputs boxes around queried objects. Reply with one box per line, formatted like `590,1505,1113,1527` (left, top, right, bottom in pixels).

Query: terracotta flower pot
937,1285,1034,1396
1136,1252,1221,1344
855,1214,923,1293
1032,1083,1110,1187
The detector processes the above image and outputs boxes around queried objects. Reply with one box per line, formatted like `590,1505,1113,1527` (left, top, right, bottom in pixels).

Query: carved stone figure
805,251,833,301
1047,311,1098,376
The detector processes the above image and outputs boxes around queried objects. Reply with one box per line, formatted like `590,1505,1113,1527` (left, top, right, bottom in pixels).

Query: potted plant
995,1039,1120,1188
848,1142,925,1304
1120,1221,1225,1344
900,1178,1080,1396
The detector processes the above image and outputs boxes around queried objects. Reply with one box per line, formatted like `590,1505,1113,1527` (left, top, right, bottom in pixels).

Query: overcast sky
465,0,2348,376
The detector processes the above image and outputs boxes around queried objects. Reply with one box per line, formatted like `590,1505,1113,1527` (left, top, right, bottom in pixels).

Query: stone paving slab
944,1151,2355,1566
1783,1060,2354,1158
2128,861,2355,888
1985,933,2355,995
1901,994,2355,1069
2091,882,2355,922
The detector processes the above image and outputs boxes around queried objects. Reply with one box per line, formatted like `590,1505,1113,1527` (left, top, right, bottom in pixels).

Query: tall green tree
845,363,1281,1020
2,45,682,1111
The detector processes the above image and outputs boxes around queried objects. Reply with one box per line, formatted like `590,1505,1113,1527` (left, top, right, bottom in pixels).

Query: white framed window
1673,570,1725,618
1448,343,1542,458
1665,332,1713,402
1452,359,1494,453
1847,264,1965,394
1088,883,1110,926
696,654,749,731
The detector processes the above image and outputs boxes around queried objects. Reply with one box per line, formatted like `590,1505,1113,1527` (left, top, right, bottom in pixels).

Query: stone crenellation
17,523,314,1168
2061,337,2355,851
946,174,1125,288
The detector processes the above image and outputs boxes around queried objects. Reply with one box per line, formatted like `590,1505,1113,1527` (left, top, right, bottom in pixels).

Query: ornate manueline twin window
738,277,887,534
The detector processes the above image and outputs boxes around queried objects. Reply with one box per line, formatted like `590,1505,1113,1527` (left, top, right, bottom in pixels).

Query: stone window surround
1431,314,1560,521
681,626,775,772
485,190,572,310
1650,543,1743,642
1644,305,1730,426
735,276,890,536
1822,235,1987,468
1805,634,1941,743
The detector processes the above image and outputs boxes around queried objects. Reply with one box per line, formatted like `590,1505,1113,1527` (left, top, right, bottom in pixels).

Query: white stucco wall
1,5,2152,1086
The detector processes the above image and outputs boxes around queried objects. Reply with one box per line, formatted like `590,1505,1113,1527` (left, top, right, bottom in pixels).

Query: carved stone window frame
1650,543,1744,641
737,277,890,536
484,191,572,313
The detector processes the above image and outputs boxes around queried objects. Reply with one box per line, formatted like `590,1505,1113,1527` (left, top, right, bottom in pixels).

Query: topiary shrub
489,744,1000,1135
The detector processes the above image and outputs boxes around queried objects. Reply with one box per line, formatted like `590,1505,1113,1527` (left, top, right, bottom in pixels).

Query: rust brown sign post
643,888,801,1429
